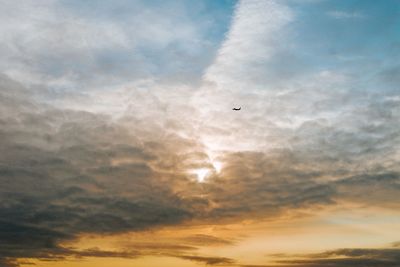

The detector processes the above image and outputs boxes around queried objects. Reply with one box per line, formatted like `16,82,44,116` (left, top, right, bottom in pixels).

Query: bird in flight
232,107,241,111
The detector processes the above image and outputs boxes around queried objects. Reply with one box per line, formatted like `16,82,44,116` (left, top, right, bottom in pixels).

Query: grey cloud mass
1,68,399,265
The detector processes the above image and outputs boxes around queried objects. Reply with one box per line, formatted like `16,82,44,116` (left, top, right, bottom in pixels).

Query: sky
0,0,399,266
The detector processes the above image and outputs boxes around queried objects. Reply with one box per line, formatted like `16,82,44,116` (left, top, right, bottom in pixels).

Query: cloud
0,0,225,92
204,0,293,90
175,254,236,265
327,10,365,19
0,75,193,265
181,234,234,246
1,61,400,265
379,65,400,90
0,0,399,266
392,242,400,248
270,247,400,267
334,172,400,207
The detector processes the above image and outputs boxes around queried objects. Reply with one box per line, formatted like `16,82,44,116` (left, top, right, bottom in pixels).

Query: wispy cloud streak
204,0,293,90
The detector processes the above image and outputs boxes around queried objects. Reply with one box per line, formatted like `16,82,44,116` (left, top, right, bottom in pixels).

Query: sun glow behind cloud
193,168,210,183
212,161,222,173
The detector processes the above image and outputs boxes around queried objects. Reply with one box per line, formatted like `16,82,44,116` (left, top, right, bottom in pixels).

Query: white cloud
0,0,212,92
0,0,128,88
204,0,293,91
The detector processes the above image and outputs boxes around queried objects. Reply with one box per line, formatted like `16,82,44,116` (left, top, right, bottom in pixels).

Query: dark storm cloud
0,75,194,265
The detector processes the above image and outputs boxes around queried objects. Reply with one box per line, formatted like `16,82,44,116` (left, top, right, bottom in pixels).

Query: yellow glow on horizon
17,207,400,267
20,256,201,267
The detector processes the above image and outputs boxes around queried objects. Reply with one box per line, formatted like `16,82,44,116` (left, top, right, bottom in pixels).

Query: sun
190,149,223,183
212,161,222,173
193,168,210,183
192,161,222,183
